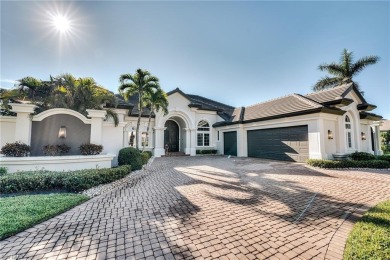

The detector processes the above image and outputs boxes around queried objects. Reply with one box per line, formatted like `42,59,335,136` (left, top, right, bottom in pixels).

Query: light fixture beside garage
361,132,366,140
327,130,333,140
58,126,67,139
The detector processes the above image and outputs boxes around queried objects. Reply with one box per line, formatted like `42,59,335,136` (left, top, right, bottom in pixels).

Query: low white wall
0,116,16,148
0,154,115,173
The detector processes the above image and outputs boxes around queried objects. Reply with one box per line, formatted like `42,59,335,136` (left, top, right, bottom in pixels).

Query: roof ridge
293,94,323,108
305,83,352,97
187,94,235,109
245,94,295,108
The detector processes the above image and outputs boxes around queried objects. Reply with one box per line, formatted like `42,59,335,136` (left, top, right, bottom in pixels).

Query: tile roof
110,83,377,125
240,94,324,122
305,83,353,104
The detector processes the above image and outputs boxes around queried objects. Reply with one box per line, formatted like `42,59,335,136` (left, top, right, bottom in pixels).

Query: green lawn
0,193,89,240
344,200,390,260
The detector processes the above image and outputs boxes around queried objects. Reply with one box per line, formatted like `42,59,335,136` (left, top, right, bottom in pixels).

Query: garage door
224,131,237,156
247,125,309,162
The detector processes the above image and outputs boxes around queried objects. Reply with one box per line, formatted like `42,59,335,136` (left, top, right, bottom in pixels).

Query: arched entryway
164,120,180,152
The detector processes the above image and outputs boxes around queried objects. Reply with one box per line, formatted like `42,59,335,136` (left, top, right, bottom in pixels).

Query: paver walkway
1,156,389,260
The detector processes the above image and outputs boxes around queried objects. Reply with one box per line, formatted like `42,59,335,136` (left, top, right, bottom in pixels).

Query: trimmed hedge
307,159,390,169
79,143,103,155
0,142,30,157
140,152,150,165
0,167,7,176
0,165,131,194
196,149,218,155
350,152,376,161
118,147,143,170
377,154,390,163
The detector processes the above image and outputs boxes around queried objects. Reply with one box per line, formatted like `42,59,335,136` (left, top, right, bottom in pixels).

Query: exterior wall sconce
361,132,366,140
328,130,333,140
58,126,67,139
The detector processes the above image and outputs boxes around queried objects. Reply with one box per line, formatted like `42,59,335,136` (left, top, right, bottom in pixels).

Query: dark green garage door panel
247,125,309,162
224,131,237,156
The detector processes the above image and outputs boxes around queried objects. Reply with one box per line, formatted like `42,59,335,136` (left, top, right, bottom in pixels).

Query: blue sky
1,1,389,118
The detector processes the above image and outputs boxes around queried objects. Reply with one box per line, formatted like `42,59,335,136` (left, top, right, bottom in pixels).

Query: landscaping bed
0,193,89,240
307,152,390,169
0,165,132,194
343,200,390,260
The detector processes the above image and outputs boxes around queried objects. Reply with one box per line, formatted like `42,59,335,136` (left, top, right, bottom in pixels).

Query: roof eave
213,107,345,128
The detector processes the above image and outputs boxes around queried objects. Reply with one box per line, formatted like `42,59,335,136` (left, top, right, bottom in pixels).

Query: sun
52,15,71,33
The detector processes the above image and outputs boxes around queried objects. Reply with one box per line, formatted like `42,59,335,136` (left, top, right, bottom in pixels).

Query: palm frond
318,62,345,77
105,108,119,127
351,56,379,75
313,76,341,91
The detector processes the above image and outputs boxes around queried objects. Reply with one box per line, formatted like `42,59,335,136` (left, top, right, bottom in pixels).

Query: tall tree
313,49,379,91
119,69,159,150
16,76,42,101
142,87,169,151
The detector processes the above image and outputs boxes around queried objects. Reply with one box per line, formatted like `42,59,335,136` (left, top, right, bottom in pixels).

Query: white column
10,103,36,145
237,124,247,157
154,127,166,157
184,128,191,155
308,119,326,159
87,109,106,145
190,128,196,156
372,124,383,155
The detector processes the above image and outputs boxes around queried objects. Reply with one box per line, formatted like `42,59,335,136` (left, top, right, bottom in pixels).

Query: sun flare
52,15,71,33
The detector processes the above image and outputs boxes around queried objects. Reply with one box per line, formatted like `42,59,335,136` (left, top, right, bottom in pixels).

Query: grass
343,200,390,260
0,193,89,240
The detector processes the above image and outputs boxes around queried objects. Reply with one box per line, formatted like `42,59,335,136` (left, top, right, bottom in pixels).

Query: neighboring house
380,120,390,133
0,83,383,165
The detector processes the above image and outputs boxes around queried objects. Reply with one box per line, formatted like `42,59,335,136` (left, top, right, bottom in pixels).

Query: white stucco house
0,83,383,168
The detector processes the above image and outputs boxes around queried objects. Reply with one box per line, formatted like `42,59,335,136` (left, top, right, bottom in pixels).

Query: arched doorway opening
164,120,180,152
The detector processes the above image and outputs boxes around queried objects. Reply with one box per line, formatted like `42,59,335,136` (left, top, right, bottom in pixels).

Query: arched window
197,120,210,146
345,115,353,149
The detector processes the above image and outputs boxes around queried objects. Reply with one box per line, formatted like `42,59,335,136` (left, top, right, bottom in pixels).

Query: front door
164,120,179,152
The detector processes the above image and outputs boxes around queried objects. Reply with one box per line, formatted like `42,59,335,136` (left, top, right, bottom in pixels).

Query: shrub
143,151,153,158
42,144,71,156
377,154,390,163
0,165,131,194
196,149,218,155
118,147,143,170
140,152,150,165
0,167,7,176
0,142,30,157
350,152,376,161
79,143,103,155
307,159,390,169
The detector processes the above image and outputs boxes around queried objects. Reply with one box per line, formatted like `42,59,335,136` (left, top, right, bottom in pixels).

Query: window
141,132,149,147
345,115,353,149
197,120,210,146
217,131,220,141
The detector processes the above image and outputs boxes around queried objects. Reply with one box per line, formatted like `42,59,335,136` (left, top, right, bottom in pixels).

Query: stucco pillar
237,124,247,157
184,128,191,155
154,127,166,157
308,119,326,159
10,103,36,145
372,124,383,155
87,109,106,145
189,128,196,156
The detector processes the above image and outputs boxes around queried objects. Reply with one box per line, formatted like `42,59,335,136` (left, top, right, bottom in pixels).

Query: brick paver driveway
1,156,389,260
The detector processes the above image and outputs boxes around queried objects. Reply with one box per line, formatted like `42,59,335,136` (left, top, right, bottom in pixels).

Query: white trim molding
33,108,91,124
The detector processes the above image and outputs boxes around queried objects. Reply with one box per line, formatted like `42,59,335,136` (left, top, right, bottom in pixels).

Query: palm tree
142,87,169,151
16,76,42,101
119,69,160,150
313,49,379,91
